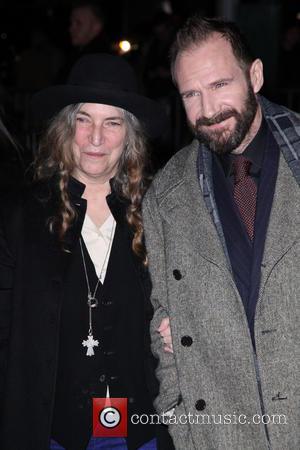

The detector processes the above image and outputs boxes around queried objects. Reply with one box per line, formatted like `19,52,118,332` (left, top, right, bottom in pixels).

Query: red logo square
93,397,128,437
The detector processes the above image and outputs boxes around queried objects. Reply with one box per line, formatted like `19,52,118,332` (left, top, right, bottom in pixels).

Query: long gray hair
35,103,150,262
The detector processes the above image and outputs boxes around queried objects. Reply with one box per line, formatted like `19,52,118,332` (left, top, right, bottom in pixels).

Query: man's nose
200,92,218,119
89,125,104,146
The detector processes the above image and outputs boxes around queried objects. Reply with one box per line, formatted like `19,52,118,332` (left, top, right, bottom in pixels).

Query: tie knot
233,155,251,183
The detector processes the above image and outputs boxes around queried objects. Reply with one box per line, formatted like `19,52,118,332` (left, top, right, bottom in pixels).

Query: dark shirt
212,117,279,345
217,117,268,188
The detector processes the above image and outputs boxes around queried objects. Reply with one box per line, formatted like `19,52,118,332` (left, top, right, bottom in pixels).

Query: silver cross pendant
82,332,99,356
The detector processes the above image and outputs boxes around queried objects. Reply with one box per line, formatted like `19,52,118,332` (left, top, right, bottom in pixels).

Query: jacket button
101,299,113,306
195,399,206,411
110,375,119,382
173,269,182,280
104,350,115,356
181,336,193,347
99,374,106,383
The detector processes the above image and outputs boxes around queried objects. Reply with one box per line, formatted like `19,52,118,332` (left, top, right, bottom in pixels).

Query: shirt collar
67,175,129,226
218,117,268,177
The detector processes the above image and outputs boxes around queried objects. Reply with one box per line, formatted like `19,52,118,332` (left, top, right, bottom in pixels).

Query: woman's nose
89,125,104,146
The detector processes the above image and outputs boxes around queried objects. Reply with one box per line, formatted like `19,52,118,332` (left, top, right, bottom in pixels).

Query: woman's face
72,103,127,184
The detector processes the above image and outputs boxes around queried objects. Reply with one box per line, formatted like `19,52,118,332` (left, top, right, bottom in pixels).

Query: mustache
196,109,238,127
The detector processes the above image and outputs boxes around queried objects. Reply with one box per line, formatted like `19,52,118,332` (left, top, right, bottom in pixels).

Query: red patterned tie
233,156,257,240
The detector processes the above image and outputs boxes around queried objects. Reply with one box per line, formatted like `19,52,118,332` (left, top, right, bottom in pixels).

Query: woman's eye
76,116,89,123
106,121,122,127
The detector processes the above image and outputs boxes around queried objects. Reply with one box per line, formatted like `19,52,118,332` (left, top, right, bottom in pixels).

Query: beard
190,84,258,155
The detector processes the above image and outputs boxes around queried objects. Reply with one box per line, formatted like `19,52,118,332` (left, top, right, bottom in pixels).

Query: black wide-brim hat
31,53,167,138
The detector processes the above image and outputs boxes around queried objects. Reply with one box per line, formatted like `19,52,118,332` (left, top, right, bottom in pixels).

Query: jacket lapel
259,153,300,291
159,143,230,271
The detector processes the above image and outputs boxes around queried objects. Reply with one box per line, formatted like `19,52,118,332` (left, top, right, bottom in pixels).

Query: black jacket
0,177,173,450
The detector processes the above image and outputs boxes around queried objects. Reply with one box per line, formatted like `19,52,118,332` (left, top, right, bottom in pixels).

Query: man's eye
182,91,200,99
215,82,228,89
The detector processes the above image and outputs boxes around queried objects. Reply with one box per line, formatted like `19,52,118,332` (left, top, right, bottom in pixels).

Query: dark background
0,0,300,184
1,0,299,91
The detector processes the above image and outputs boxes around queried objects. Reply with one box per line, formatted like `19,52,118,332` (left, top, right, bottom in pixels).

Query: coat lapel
159,144,230,271
259,153,300,291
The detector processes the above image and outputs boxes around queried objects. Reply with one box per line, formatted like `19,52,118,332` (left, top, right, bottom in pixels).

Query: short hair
71,0,105,24
170,15,255,83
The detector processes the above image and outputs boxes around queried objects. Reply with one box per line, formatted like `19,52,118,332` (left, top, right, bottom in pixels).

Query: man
69,1,110,54
143,15,300,450
58,1,111,81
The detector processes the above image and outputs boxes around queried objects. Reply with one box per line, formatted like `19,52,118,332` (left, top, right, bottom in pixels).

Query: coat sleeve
143,187,195,449
143,190,180,412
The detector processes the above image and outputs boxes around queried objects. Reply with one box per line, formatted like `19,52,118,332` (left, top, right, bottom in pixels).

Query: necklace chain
80,218,116,356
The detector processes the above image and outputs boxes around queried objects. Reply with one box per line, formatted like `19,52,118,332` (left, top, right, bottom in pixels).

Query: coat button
110,375,119,382
101,299,113,306
104,350,115,356
181,336,193,347
195,399,206,411
99,374,106,383
173,269,182,280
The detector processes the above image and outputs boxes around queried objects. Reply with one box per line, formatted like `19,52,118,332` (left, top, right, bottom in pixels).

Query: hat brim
31,85,167,138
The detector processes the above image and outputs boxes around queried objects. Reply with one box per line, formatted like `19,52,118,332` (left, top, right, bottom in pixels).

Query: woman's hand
157,317,173,353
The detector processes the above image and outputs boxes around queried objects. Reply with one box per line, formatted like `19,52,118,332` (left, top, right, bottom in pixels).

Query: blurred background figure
141,11,177,100
0,0,300,189
57,0,112,82
15,28,64,93
276,20,300,112
69,0,110,54
0,116,24,192
279,21,300,88
139,11,181,170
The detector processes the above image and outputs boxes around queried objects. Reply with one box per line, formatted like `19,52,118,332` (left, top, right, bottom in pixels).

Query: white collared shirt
81,213,116,280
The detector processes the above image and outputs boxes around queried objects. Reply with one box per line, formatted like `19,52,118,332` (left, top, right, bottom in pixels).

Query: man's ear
249,59,264,94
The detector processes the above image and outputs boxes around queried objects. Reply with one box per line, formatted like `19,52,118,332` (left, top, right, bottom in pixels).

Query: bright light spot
119,40,131,53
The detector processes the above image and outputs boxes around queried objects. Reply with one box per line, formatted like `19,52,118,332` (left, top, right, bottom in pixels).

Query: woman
0,54,170,450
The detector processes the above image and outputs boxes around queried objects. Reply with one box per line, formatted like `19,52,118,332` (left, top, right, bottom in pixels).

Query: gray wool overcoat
142,97,300,450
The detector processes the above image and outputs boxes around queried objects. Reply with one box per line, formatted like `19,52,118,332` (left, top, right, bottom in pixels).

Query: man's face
174,34,263,154
69,7,102,47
